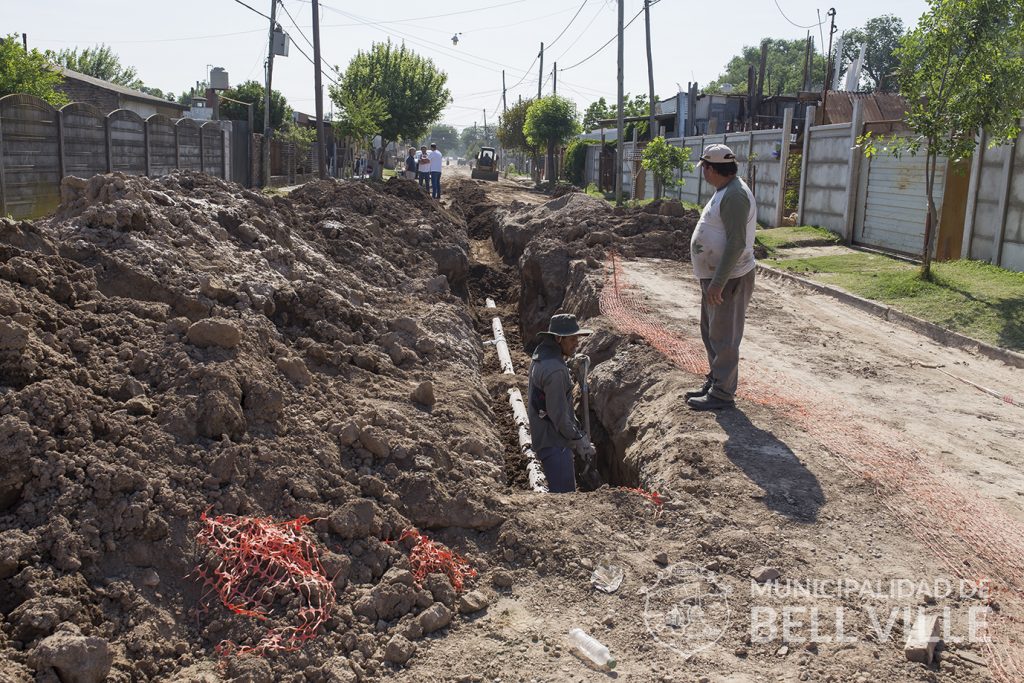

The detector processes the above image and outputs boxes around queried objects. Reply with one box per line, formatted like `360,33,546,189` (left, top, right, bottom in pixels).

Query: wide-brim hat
696,143,737,168
539,313,593,337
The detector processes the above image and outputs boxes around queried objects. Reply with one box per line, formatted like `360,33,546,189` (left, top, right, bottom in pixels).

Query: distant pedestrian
404,147,417,180
417,145,431,189
527,314,597,493
685,144,757,411
428,143,443,199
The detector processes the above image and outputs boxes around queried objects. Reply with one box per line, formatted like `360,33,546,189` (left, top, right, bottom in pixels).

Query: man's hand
706,284,725,306
574,439,597,460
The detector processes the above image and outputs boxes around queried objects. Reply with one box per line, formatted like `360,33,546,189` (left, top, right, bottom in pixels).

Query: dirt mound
443,180,499,241
0,171,509,681
489,192,698,343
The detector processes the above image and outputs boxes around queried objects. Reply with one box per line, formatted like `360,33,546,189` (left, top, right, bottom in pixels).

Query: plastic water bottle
568,628,616,669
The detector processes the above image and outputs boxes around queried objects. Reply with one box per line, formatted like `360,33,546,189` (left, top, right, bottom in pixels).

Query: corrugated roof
824,91,907,124
60,68,187,110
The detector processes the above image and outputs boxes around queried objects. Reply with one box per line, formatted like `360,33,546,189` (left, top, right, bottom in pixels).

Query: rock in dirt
491,570,514,588
186,317,241,348
458,590,489,614
30,628,112,683
411,380,436,407
750,566,781,583
384,634,416,665
418,603,453,634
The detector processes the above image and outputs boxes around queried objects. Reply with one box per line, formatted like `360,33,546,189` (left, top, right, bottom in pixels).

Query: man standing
527,314,598,493
686,144,757,411
404,147,417,180
417,145,431,189
428,142,444,199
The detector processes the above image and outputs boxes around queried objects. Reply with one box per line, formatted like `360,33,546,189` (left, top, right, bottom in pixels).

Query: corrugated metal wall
854,151,946,255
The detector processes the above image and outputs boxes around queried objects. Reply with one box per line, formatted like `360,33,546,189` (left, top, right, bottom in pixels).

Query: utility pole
644,0,656,140
615,0,625,206
312,0,327,179
502,70,508,112
821,8,837,124
483,109,488,141
537,43,544,99
262,0,278,187
553,63,557,94
22,33,27,50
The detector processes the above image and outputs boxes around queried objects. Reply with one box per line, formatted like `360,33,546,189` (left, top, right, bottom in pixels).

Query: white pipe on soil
485,298,549,493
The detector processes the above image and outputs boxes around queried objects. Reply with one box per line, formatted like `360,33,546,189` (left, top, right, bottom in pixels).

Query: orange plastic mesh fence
601,253,1023,680
397,528,478,593
194,511,336,657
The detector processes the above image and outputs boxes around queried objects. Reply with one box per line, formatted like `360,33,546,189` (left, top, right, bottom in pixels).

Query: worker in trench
527,314,598,493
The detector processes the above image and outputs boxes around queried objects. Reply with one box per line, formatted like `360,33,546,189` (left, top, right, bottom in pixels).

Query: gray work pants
699,269,755,400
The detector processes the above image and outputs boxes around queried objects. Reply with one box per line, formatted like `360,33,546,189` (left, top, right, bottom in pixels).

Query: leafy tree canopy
705,38,826,96
524,95,580,150
423,124,459,154
220,80,292,129
0,34,68,106
47,44,142,89
336,40,450,153
839,14,905,92
498,97,535,152
641,136,694,197
138,86,175,102
580,93,650,138
460,124,498,160
330,85,386,149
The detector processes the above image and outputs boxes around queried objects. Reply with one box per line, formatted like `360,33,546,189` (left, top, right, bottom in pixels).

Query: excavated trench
452,179,699,493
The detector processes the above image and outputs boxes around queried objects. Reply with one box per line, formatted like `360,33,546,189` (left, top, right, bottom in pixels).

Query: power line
279,0,344,83
311,0,530,25
232,0,272,20
34,28,266,45
555,1,606,60
560,4,646,72
771,0,824,29
545,0,589,50
279,0,315,51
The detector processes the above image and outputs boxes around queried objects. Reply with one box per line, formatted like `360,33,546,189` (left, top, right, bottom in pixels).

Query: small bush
563,138,598,187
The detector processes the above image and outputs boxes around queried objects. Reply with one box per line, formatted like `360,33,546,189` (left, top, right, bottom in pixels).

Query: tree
47,44,142,89
524,95,580,182
0,34,68,106
138,86,175,102
220,80,292,129
424,124,459,155
706,38,826,96
330,86,386,177
641,136,694,198
582,97,613,132
335,41,450,178
460,124,498,160
498,98,534,151
277,123,317,174
839,15,905,92
861,0,1024,277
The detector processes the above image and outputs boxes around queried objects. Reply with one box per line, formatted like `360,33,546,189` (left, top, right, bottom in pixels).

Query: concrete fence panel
60,103,107,179
0,94,61,219
147,115,176,176
963,126,1024,271
176,118,202,172
108,110,146,175
750,129,784,226
201,121,224,178
799,122,853,235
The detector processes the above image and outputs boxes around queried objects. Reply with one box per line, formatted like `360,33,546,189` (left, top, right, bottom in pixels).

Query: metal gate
854,148,947,255
229,119,251,187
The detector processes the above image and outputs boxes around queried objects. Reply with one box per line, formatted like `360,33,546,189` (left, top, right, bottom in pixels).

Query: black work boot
687,393,735,411
684,376,714,400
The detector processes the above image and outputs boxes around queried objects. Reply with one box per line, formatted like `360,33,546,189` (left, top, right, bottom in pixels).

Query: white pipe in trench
485,298,549,493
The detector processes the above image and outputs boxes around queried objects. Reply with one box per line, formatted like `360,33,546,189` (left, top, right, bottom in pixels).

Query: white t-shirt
428,149,443,172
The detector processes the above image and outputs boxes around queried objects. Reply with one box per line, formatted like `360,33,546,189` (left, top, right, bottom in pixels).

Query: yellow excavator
471,146,499,181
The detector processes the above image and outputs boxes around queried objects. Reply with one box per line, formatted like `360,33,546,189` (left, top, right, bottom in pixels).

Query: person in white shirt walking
685,144,757,411
427,143,444,199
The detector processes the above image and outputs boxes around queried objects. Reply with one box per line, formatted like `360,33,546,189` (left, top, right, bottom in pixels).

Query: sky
9,0,931,132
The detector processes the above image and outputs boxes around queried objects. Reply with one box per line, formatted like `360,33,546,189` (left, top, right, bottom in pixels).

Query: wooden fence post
797,105,816,226
775,107,794,227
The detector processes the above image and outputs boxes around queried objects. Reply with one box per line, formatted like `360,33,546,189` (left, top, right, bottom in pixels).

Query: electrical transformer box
272,29,290,57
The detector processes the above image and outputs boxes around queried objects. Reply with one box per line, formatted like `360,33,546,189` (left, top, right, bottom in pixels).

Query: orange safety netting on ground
397,528,477,592
600,253,1024,681
620,486,666,509
194,511,336,657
